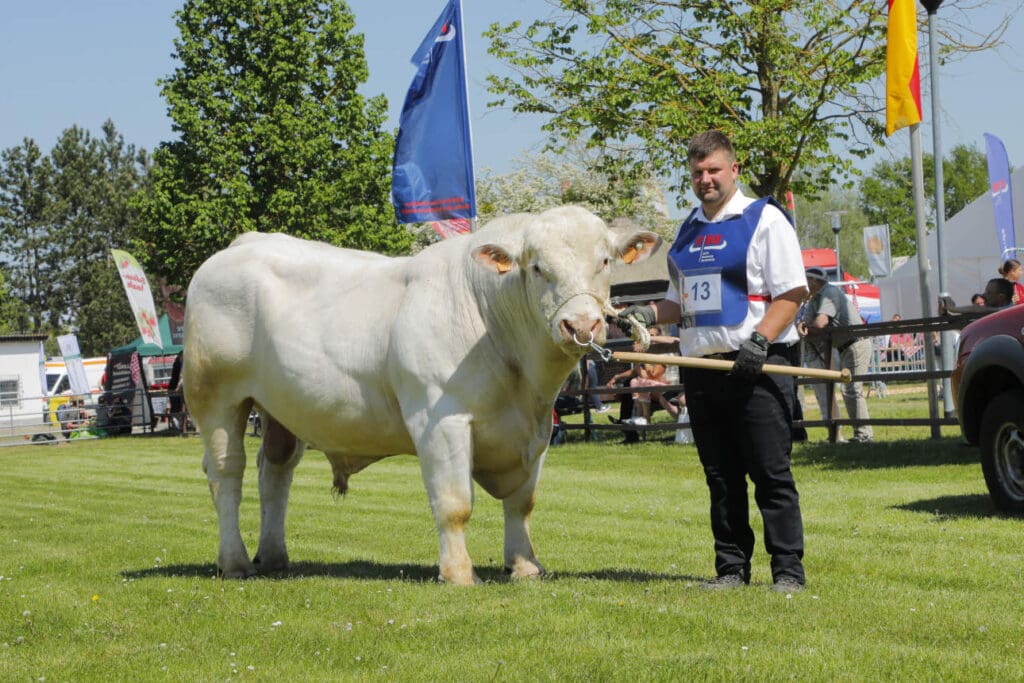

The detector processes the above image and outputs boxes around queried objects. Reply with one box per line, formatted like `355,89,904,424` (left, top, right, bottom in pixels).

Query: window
0,377,19,407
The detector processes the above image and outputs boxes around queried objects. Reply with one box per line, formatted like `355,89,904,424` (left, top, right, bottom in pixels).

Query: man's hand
730,331,769,382
616,304,656,333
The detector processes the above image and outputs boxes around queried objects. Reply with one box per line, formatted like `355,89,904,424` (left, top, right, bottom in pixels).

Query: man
797,267,873,444
619,130,808,593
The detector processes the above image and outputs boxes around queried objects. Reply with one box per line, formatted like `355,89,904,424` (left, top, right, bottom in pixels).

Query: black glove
730,331,769,382
615,304,656,333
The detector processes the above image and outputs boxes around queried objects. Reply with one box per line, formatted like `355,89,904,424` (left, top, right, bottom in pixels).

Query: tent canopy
877,165,1024,319
110,314,183,357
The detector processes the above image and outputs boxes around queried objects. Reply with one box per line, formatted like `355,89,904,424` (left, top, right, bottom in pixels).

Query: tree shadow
793,437,979,470
121,560,699,584
894,493,1000,519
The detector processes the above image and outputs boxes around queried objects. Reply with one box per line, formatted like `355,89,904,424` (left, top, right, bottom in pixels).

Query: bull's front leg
503,452,546,579
415,413,478,586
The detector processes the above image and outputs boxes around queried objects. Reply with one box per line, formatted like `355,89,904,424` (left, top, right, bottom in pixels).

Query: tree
133,0,411,287
476,149,676,239
0,123,148,355
0,269,29,334
486,1,1010,208
859,143,989,257
790,185,869,280
48,122,150,355
0,138,58,334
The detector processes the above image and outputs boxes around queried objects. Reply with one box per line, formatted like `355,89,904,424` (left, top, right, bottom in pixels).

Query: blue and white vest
668,196,788,327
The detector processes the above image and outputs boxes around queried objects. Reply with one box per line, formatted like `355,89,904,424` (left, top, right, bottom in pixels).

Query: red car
953,304,1024,514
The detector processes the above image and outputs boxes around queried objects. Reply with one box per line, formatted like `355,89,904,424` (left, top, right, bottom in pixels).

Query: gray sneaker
700,573,748,590
769,577,804,594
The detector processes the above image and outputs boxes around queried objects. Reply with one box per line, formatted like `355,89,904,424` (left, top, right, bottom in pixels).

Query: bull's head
472,206,662,355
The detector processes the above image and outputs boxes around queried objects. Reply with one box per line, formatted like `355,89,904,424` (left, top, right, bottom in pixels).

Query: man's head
687,130,739,218
805,266,828,294
983,277,1013,307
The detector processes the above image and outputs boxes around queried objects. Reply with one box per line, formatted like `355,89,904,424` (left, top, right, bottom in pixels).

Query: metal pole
924,3,954,417
910,123,940,438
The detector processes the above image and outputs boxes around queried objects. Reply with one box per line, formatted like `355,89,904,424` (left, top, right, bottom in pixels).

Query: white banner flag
111,249,162,348
862,224,891,278
57,333,91,396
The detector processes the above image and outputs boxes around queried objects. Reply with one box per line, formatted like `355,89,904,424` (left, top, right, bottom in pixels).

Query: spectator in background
982,277,1013,309
798,266,873,443
971,293,986,306
56,397,88,441
998,258,1024,304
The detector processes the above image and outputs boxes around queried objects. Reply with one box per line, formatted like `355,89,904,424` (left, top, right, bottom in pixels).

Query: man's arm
756,287,806,342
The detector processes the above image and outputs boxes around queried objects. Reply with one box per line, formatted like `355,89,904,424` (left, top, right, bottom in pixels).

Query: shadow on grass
122,560,699,584
793,437,979,470
894,493,998,519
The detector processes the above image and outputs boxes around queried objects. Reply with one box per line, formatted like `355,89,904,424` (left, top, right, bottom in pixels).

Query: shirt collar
695,189,751,223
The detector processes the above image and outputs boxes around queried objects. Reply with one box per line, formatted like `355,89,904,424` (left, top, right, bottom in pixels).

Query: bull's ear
472,244,516,274
616,231,663,264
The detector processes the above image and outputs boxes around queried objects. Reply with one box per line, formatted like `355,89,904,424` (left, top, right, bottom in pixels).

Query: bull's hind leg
254,413,305,574
502,457,546,579
200,401,254,578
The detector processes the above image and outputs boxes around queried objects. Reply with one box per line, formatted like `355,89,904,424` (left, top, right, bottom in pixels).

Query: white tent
877,165,1024,318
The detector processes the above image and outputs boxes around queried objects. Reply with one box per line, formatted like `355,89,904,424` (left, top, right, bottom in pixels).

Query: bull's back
184,233,411,450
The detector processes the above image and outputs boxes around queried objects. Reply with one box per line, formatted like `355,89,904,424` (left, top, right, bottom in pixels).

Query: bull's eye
532,264,542,276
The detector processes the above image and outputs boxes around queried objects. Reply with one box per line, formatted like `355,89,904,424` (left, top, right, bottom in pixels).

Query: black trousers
683,346,805,583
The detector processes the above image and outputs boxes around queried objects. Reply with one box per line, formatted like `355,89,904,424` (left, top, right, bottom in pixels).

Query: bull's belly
264,404,416,457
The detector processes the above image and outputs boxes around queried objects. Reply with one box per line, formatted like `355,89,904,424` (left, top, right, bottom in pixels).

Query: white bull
184,206,661,585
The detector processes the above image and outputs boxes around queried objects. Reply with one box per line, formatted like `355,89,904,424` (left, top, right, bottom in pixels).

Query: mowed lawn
1,414,1021,681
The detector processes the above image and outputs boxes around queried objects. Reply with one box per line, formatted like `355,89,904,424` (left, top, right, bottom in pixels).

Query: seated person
629,361,679,421
939,279,1013,315
56,397,88,440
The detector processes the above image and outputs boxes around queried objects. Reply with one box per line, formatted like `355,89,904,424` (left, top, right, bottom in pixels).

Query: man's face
690,149,739,213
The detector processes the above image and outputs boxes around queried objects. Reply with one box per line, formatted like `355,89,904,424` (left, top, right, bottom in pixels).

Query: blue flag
984,133,1016,259
392,0,476,225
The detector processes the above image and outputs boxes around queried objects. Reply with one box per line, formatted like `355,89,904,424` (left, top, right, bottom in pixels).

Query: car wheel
979,388,1024,515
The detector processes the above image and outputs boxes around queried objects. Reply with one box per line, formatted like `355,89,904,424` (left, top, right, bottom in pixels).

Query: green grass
1,402,1021,681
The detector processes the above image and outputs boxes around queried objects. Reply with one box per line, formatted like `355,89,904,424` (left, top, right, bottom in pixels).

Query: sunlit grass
1,399,1019,681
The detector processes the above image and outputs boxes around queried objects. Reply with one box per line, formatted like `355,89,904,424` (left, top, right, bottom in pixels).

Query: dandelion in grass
91,594,99,602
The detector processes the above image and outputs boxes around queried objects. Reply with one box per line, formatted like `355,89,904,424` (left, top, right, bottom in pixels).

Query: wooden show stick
612,351,852,383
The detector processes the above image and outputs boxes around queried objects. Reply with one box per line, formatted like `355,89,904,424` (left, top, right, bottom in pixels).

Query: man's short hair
687,130,735,163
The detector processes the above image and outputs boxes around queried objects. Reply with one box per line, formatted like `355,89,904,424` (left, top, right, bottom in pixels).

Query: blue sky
2,0,1022,217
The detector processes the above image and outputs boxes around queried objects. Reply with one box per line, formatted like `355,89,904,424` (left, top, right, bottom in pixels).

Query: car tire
979,388,1024,515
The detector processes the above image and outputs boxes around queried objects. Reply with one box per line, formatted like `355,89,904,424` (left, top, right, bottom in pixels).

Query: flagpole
910,124,940,438
456,0,478,232
921,0,953,417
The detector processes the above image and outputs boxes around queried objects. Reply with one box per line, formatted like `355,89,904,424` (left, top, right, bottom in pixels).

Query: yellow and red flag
886,0,922,135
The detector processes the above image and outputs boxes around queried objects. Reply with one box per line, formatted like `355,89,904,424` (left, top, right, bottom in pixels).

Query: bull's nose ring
572,330,594,346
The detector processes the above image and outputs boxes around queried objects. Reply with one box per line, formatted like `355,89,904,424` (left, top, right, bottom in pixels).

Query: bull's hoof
437,569,481,586
253,554,289,575
505,558,546,580
218,565,257,579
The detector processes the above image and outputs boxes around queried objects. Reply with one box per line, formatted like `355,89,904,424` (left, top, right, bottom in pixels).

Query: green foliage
0,423,1021,680
0,122,145,354
486,0,889,208
0,269,29,333
476,150,677,240
134,0,411,287
859,143,989,257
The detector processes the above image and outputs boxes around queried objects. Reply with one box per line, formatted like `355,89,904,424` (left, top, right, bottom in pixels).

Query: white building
0,334,48,428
